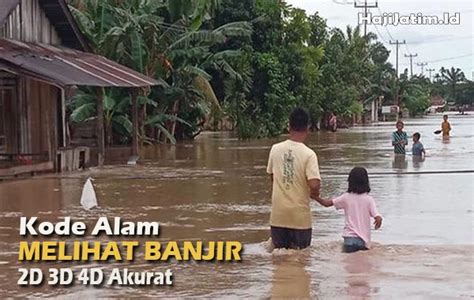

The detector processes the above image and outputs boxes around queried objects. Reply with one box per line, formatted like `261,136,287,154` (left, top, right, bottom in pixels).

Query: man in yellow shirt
441,114,451,136
266,108,321,249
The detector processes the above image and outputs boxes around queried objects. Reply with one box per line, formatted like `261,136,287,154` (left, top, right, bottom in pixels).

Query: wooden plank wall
57,147,90,172
0,0,81,172
0,0,60,44
0,71,18,154
0,77,58,160
0,0,62,164
25,78,58,156
0,89,18,153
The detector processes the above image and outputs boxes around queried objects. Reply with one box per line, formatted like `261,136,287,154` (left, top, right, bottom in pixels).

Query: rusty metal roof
0,38,163,88
0,0,21,26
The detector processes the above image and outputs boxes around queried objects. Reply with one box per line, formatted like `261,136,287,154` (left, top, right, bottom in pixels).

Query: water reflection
271,254,311,299
343,252,375,298
392,155,408,170
412,156,425,169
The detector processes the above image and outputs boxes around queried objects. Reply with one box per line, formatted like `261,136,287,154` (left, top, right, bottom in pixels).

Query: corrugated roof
0,38,164,88
430,95,445,106
0,0,21,26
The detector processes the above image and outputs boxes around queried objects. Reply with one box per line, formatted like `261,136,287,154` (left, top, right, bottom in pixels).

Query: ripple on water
170,203,270,214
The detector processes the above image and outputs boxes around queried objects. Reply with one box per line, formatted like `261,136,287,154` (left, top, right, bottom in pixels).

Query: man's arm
309,179,333,207
308,178,320,199
314,196,334,207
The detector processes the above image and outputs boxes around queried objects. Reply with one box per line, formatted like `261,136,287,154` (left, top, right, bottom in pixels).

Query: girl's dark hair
347,167,371,194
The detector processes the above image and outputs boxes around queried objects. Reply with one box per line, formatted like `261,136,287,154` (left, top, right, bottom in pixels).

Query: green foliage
69,0,252,143
69,0,463,144
456,81,474,105
250,52,295,137
69,88,133,145
399,74,431,116
436,67,467,103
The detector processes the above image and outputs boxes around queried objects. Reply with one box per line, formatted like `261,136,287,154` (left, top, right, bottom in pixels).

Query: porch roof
0,38,164,88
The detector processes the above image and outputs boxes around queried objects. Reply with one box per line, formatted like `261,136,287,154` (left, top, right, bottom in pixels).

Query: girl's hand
374,216,382,229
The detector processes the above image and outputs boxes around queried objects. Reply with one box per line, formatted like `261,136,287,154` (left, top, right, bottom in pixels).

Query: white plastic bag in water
80,177,98,210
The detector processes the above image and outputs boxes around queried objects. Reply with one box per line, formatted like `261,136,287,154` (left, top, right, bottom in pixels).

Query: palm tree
439,67,466,101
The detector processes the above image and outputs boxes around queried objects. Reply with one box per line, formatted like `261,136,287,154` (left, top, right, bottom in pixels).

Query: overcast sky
286,0,473,80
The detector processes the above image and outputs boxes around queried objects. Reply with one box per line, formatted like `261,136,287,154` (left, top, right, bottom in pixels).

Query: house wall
0,0,61,44
22,78,58,156
0,0,62,167
0,73,58,159
0,71,18,154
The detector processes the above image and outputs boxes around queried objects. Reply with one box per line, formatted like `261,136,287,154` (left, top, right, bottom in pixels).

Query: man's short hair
289,107,310,131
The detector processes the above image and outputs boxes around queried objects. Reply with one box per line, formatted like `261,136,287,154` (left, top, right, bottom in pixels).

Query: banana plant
69,0,251,143
69,88,133,145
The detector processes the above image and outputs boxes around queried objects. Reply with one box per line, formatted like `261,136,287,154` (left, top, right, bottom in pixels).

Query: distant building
426,95,446,114
0,0,158,178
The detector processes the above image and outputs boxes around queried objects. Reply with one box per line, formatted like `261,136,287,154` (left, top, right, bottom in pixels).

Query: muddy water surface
0,114,473,298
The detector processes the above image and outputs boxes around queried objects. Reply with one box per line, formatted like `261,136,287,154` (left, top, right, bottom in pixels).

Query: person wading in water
266,107,321,249
329,113,337,132
392,121,408,155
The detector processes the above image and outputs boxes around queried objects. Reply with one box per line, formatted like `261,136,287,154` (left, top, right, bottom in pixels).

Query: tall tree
439,67,466,102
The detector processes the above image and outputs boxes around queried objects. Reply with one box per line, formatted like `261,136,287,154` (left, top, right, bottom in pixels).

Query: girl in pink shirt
315,167,382,253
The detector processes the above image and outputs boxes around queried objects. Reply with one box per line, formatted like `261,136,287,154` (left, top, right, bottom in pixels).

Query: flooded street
0,114,473,298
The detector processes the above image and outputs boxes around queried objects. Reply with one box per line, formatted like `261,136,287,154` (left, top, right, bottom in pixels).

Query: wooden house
0,0,158,177
426,95,446,113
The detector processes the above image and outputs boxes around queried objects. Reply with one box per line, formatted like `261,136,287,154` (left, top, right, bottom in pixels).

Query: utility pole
389,40,406,78
354,0,378,37
426,68,435,81
390,40,406,119
417,62,428,75
404,53,418,78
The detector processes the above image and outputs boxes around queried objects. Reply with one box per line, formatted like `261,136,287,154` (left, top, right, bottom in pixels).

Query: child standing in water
412,132,425,157
441,114,451,136
314,167,382,253
392,121,408,155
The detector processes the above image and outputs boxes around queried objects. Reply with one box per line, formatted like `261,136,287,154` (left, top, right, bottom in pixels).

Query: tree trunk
105,120,112,147
96,88,105,167
131,90,139,156
140,104,146,146
168,98,180,143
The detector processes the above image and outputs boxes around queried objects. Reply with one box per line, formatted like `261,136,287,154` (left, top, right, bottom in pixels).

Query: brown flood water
0,113,473,298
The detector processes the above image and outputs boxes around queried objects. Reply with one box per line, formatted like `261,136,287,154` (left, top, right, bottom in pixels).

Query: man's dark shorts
271,226,312,249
